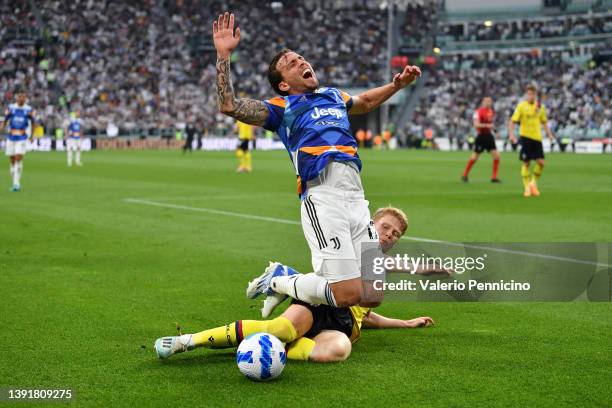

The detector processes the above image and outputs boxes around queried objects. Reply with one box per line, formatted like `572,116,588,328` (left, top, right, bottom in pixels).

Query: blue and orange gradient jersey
262,87,361,199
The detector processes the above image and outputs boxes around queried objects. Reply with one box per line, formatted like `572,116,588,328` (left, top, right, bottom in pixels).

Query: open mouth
302,69,313,79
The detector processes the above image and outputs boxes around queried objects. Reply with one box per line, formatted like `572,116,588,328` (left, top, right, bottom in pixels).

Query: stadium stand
438,12,612,43
0,0,610,146
409,51,610,147
406,0,611,147
1,0,391,135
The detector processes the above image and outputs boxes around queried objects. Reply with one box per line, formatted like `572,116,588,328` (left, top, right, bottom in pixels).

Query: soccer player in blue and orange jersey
2,90,35,191
508,84,555,197
462,96,501,183
213,12,421,310
66,111,84,167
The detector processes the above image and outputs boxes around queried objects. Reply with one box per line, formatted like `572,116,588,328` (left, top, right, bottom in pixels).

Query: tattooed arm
213,12,269,126
215,57,269,126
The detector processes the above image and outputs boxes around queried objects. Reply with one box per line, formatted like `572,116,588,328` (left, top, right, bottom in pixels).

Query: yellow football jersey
237,121,254,141
348,305,371,343
511,100,547,142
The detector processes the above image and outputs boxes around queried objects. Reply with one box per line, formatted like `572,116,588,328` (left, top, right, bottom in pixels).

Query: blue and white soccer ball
236,332,286,381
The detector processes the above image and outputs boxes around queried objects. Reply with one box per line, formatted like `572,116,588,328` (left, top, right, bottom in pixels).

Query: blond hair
373,206,408,235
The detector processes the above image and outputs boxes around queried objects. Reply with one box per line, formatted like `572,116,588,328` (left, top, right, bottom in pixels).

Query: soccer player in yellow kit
154,207,436,363
236,121,254,172
508,84,555,197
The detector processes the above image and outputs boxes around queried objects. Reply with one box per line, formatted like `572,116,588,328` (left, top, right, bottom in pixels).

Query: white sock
271,273,336,306
67,150,73,166
76,150,81,165
15,161,22,184
10,163,17,185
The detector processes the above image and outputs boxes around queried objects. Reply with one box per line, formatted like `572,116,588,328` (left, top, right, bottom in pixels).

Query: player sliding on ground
155,207,438,363
508,84,555,197
213,12,421,309
461,96,501,183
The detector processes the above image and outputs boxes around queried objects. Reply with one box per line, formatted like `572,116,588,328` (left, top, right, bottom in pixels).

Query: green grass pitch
1,149,611,407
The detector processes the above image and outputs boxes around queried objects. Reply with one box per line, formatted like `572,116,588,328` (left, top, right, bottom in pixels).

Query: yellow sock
286,337,316,361
191,317,297,349
244,151,252,170
236,149,245,168
532,163,543,183
521,164,531,189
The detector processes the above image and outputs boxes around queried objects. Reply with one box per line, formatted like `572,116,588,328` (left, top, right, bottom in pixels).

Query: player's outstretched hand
393,65,422,89
213,12,240,59
405,317,434,328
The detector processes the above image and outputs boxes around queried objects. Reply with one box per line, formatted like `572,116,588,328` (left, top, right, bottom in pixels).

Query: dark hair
268,49,292,96
526,84,537,93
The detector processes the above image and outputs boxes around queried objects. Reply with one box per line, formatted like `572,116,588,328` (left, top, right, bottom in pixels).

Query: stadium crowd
1,0,393,135
439,12,612,42
409,50,611,146
400,0,441,46
1,0,610,144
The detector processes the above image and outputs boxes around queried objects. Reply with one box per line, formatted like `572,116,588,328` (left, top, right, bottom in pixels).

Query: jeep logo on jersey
311,106,344,120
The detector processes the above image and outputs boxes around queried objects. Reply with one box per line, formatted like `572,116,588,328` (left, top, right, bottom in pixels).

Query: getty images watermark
373,253,531,292
360,242,611,302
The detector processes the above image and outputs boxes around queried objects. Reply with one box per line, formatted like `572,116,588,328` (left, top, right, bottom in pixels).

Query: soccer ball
236,332,286,381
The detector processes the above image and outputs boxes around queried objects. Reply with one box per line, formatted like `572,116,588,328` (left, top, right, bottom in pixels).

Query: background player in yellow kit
236,120,254,173
508,84,555,197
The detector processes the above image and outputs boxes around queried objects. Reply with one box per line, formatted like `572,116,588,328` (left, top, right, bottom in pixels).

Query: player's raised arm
349,65,421,115
362,311,434,329
213,12,269,127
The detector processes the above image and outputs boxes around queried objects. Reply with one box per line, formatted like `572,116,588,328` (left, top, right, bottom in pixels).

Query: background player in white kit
65,111,83,167
213,12,421,308
2,90,35,192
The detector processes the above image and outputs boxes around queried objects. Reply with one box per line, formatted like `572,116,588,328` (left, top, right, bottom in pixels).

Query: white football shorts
5,140,27,156
300,161,379,283
66,138,81,151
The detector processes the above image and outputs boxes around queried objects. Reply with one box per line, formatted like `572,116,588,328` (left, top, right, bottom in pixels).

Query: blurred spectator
1,0,389,133
439,12,612,42
412,51,611,143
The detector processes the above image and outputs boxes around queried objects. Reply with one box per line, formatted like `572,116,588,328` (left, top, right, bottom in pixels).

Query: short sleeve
472,110,480,121
262,97,285,131
511,104,522,123
339,90,353,111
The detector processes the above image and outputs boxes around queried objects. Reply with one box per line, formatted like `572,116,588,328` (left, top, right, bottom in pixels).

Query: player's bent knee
328,337,351,362
311,336,352,363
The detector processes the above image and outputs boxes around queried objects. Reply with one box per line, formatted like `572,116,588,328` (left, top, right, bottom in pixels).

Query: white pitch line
124,198,610,268
124,198,300,225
